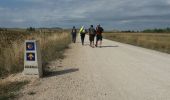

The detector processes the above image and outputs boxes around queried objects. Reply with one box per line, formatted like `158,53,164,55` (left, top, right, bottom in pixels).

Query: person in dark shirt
71,26,77,43
89,25,96,48
95,24,104,47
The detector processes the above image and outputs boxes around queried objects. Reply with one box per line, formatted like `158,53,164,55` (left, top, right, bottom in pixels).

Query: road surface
19,36,170,100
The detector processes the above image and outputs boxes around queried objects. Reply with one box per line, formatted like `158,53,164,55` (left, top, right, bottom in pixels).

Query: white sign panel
24,40,43,77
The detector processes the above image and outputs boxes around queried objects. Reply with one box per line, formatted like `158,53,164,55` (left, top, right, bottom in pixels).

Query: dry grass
0,80,29,100
0,31,27,77
103,33,170,53
0,29,71,99
0,29,71,77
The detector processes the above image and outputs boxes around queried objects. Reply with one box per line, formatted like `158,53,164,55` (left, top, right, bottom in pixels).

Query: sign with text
24,40,43,78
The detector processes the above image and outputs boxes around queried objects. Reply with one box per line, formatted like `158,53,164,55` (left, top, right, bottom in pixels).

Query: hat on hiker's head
90,25,93,27
73,26,75,28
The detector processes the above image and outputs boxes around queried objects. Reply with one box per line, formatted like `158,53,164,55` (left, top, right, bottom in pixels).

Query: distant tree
121,30,136,33
143,28,170,33
27,27,35,31
4,28,7,31
0,28,7,31
0,28,2,31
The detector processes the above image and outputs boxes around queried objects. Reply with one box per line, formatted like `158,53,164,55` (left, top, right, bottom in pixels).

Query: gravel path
18,35,170,100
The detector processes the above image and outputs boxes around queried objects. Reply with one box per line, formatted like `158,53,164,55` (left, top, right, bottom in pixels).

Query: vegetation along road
18,36,170,100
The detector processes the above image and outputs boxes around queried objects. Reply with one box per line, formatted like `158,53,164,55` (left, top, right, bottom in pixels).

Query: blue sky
0,0,170,30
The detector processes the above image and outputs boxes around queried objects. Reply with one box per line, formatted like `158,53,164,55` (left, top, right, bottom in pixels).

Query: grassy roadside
0,30,71,77
41,32,71,70
0,80,29,100
0,29,71,100
103,32,170,54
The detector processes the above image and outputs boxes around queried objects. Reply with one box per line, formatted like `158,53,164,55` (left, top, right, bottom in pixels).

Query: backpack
96,27,103,34
79,27,85,34
89,27,96,35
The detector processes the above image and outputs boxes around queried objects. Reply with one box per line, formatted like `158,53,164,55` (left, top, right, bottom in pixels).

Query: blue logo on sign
26,53,35,61
26,42,35,51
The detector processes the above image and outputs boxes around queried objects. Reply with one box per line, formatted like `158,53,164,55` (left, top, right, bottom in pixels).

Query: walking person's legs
72,35,75,43
92,41,94,48
99,35,102,47
89,35,92,47
91,35,95,48
95,35,99,47
95,41,98,47
81,34,85,45
90,41,93,47
73,35,76,43
99,40,102,47
81,35,83,45
82,34,85,45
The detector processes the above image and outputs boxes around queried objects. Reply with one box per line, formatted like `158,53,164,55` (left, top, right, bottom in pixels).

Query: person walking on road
89,25,96,48
95,24,104,47
79,26,87,45
71,26,77,43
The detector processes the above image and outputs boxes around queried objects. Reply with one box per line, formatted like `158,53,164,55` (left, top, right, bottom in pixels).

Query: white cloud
15,0,47,3
166,0,170,3
0,0,170,29
11,19,25,23
0,7,5,11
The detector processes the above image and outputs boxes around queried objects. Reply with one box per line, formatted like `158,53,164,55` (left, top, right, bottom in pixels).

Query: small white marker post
24,40,43,78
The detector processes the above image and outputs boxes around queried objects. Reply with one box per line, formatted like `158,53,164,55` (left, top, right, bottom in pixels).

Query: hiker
79,26,87,45
71,26,77,43
89,25,96,48
95,24,104,47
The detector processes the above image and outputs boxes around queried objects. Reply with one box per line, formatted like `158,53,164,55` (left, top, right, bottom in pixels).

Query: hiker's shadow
100,45,119,48
44,68,79,78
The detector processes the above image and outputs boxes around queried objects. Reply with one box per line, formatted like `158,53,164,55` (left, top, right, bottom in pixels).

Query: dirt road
19,36,170,100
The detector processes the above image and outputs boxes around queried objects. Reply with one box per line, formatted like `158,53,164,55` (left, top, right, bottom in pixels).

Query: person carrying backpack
95,24,104,47
79,26,87,45
71,26,77,43
89,25,96,48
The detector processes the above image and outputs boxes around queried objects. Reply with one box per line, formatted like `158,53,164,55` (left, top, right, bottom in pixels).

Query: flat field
103,32,170,54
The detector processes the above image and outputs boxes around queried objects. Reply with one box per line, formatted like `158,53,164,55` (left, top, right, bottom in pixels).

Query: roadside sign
24,40,43,78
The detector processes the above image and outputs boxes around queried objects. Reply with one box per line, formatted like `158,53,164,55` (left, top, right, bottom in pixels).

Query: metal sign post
24,40,43,78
